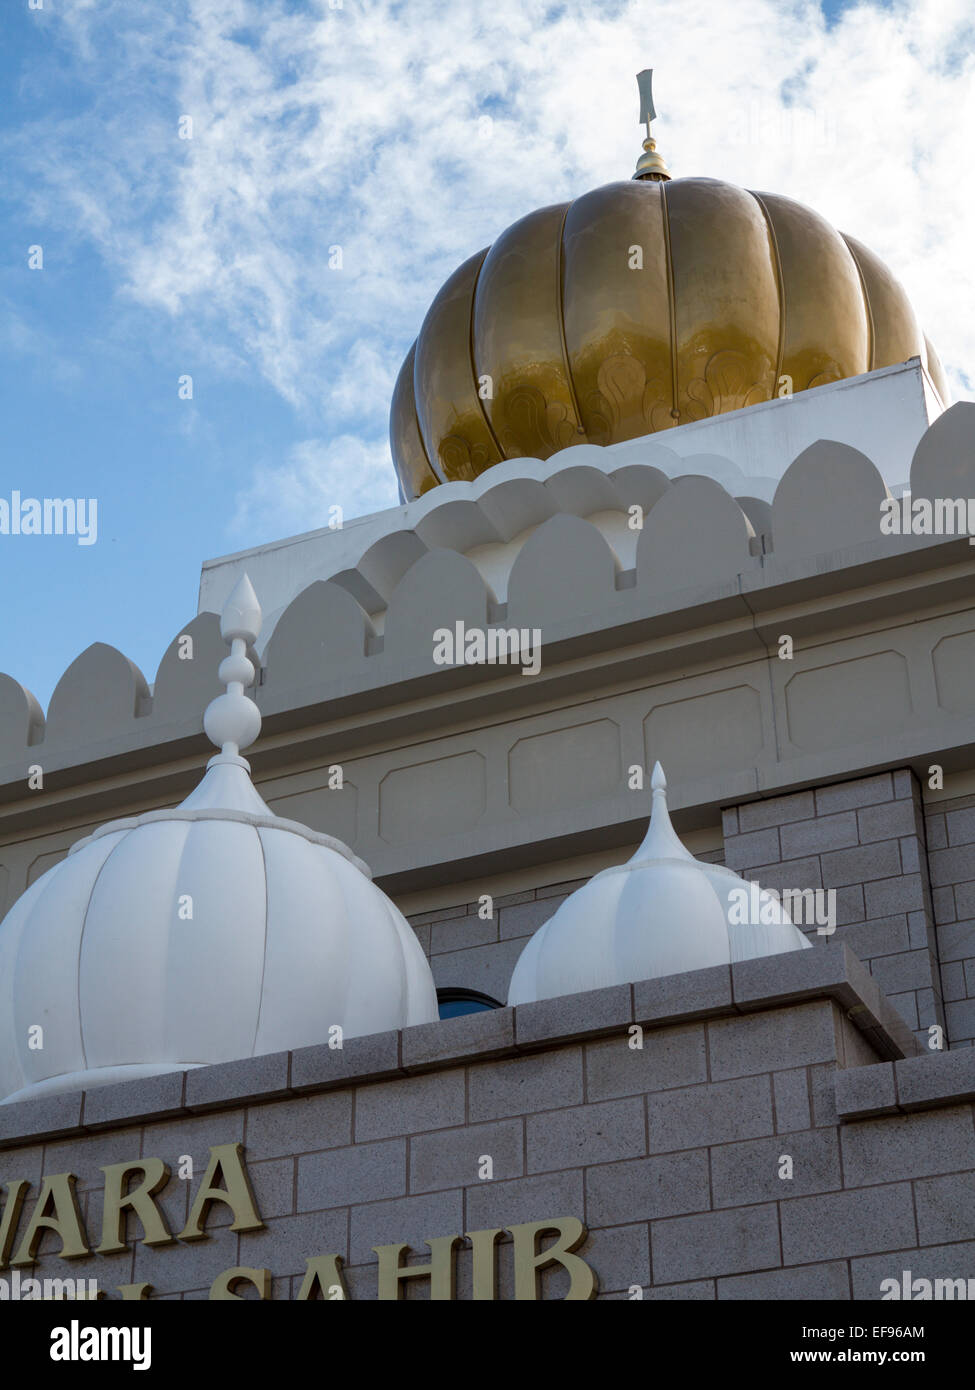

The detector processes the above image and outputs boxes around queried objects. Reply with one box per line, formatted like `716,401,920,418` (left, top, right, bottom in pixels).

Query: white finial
633,760,695,862
203,573,262,763
220,572,262,645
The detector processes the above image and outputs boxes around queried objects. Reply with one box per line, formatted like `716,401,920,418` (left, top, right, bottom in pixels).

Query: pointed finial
632,760,695,863
203,573,263,763
633,70,671,182
220,572,262,645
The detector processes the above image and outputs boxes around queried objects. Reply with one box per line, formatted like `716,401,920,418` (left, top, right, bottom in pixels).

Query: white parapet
199,357,943,633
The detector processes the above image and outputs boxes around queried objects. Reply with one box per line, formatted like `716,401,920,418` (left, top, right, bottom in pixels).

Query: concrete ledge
733,943,875,1012
402,1008,515,1072
833,1062,899,1118
895,1048,975,1111
184,1051,291,1112
514,984,632,1049
0,946,922,1151
0,1089,84,1146
634,965,733,1024
290,1031,402,1093
83,1070,187,1129
835,1049,975,1119
732,943,920,1062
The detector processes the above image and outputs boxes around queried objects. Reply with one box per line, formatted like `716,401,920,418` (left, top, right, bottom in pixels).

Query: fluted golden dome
390,176,949,500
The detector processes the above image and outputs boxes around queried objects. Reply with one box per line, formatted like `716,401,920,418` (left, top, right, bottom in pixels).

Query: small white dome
0,576,438,1104
508,764,811,1006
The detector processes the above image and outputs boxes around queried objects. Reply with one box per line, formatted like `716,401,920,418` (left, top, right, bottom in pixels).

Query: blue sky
1,0,973,711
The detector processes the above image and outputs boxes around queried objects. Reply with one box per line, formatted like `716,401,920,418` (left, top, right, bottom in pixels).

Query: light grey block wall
409,882,585,1004
721,770,944,1049
6,951,973,1304
924,792,975,1048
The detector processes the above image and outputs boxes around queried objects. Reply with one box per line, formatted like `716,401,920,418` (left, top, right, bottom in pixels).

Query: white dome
0,576,438,1105
508,764,811,1006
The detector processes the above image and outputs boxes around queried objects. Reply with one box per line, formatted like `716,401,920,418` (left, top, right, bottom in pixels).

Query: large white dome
508,764,812,1006
0,576,438,1104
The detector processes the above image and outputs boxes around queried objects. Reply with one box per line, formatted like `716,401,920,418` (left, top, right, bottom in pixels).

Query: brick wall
924,791,975,1048
722,771,945,1049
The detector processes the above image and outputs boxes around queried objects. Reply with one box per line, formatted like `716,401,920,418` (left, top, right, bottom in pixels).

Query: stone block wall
7,947,974,1303
408,882,587,1003
721,770,944,1049
924,790,975,1048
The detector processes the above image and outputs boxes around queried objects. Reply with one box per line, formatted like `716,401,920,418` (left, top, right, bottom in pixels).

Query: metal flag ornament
637,68,657,129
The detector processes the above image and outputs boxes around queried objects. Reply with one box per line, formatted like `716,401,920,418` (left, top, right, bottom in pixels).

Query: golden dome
390,176,949,501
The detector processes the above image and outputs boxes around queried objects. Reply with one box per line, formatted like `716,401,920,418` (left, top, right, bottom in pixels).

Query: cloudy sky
1,0,973,709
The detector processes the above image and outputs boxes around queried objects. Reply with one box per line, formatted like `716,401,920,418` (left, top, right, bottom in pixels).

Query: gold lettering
97,1158,174,1254
509,1217,597,1300
0,1179,29,1269
209,1265,272,1299
296,1254,348,1300
179,1143,264,1241
467,1227,503,1300
374,1235,463,1300
10,1173,90,1267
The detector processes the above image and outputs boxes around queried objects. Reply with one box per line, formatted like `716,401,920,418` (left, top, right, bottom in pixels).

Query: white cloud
10,0,975,521
229,434,400,541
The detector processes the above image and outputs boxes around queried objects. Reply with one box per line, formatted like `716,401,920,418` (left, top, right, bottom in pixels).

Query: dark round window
437,987,504,1020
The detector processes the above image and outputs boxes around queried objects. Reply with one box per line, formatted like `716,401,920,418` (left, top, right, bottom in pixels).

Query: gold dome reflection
390,146,947,499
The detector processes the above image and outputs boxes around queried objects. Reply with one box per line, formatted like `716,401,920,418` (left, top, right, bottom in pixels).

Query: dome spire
183,572,270,815
507,757,812,1008
633,69,671,182
633,761,696,863
203,572,262,763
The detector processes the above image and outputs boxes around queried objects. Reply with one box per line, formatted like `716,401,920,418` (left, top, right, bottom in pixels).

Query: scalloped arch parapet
382,549,494,666
506,513,619,628
151,612,226,727
44,643,150,749
543,463,629,517
474,475,558,542
735,495,773,541
607,463,671,515
414,499,503,553
637,475,756,594
771,441,889,561
3,399,971,774
675,451,764,498
0,675,44,764
340,531,429,612
910,402,975,499
262,580,373,695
